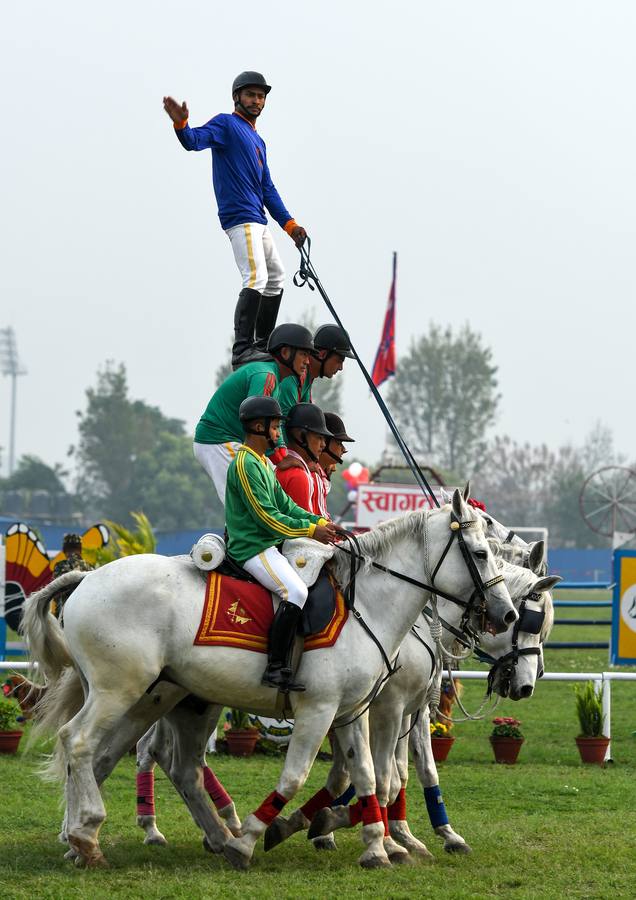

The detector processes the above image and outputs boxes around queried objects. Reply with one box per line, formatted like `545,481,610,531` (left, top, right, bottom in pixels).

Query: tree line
0,324,622,546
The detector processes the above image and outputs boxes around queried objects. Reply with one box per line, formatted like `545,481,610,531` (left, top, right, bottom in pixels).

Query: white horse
262,555,557,857
24,491,517,870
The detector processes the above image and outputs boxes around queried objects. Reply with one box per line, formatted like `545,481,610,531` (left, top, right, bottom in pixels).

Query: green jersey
195,361,280,445
225,444,326,564
276,372,312,448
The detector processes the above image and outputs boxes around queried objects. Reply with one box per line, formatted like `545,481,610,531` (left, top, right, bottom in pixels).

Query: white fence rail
2,662,633,763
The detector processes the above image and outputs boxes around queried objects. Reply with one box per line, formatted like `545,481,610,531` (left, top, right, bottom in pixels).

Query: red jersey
276,451,321,516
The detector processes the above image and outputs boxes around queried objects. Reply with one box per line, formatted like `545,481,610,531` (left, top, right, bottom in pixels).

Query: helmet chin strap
245,420,277,450
292,431,319,463
273,348,302,383
324,445,344,464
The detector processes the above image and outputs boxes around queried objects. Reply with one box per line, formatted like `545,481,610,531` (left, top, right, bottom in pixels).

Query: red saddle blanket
194,571,348,653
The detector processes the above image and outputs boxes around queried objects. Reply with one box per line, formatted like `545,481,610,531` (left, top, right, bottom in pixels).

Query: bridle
475,591,546,696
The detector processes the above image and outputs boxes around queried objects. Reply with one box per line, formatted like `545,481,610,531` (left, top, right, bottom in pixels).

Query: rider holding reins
225,396,339,692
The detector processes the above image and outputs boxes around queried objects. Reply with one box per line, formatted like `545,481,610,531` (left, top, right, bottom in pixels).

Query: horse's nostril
519,685,533,699
504,609,518,625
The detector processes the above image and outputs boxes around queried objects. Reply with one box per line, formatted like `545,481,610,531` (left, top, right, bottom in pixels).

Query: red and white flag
371,252,397,387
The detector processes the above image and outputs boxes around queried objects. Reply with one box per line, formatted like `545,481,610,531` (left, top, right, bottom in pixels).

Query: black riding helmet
268,324,314,378
286,403,332,463
312,325,355,377
232,71,271,96
239,396,284,450
323,412,354,465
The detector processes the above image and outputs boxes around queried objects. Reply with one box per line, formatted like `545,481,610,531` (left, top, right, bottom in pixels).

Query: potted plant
430,720,455,762
574,681,609,765
490,717,524,764
0,696,24,754
224,708,260,757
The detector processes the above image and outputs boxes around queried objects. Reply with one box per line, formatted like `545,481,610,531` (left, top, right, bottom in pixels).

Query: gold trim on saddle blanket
194,571,348,652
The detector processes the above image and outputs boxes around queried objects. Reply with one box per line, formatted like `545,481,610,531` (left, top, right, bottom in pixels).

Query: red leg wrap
387,786,407,822
349,800,363,826
380,805,389,837
253,790,289,825
300,787,335,821
203,766,232,810
350,794,382,826
136,771,155,817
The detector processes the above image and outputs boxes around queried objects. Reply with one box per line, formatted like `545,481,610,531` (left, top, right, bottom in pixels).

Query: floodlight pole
0,327,27,476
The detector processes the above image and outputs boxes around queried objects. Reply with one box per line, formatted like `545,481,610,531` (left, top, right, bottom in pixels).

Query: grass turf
1,600,635,898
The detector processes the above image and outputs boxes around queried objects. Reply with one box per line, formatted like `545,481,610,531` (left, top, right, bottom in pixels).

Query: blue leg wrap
424,785,449,829
332,784,356,807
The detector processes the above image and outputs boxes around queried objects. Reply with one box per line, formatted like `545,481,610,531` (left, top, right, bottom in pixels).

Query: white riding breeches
225,222,285,295
193,441,241,506
242,545,308,609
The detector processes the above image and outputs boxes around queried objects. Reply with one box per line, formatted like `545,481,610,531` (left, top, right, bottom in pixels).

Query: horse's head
481,567,559,700
431,489,518,636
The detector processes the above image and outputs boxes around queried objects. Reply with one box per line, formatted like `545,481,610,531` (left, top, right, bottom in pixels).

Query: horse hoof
202,835,223,855
86,854,109,869
223,842,250,871
389,850,414,865
144,834,168,846
411,846,434,860
359,853,392,869
63,848,78,861
307,808,335,840
445,841,471,854
264,818,288,852
313,835,337,851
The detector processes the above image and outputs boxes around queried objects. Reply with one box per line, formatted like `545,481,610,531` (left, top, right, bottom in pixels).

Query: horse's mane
332,509,431,584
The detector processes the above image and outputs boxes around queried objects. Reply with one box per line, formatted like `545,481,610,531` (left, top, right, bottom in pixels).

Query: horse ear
528,541,545,574
452,488,466,518
440,487,452,504
533,575,562,593
463,482,471,501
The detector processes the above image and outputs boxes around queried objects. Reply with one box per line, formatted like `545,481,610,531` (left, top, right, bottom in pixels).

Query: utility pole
0,327,27,476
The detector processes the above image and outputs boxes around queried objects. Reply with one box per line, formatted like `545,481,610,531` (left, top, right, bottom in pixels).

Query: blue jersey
175,112,293,231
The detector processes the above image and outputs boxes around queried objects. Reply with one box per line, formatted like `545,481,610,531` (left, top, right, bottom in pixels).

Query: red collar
232,110,256,130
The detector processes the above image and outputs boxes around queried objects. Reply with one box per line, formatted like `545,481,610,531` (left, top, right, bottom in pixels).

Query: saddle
214,538,337,637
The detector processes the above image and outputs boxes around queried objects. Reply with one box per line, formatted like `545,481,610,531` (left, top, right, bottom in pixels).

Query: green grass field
1,591,635,899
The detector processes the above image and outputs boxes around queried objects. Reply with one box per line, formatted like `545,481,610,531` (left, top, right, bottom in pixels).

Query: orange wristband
283,219,298,236
174,119,188,130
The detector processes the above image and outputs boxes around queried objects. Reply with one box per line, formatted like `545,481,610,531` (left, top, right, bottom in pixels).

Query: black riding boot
231,287,262,368
262,600,306,692
254,290,283,353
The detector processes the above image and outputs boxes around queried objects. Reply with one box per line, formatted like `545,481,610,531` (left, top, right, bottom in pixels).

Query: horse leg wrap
424,785,449,829
136,772,155,817
380,806,389,837
332,784,356,806
388,787,407,822
253,790,289,825
203,766,232,810
350,795,382,827
300,787,335,821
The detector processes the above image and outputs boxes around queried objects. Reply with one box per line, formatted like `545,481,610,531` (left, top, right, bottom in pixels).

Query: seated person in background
52,533,95,620
225,396,338,692
275,403,333,516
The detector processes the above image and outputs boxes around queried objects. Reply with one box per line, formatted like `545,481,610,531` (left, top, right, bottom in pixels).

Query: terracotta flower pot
575,736,610,766
431,736,455,762
225,728,260,757
490,736,524,764
0,730,23,755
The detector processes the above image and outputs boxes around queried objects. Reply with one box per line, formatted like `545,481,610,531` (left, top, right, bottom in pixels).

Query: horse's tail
29,667,85,781
22,571,88,680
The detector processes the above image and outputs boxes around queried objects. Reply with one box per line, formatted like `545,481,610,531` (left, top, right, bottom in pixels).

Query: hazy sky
1,1,635,483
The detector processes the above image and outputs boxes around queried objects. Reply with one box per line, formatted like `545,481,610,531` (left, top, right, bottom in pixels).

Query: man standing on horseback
225,396,338,691
163,72,307,367
194,323,313,505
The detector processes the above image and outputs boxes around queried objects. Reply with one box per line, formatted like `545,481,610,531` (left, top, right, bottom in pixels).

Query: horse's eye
484,517,493,527
474,549,488,560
